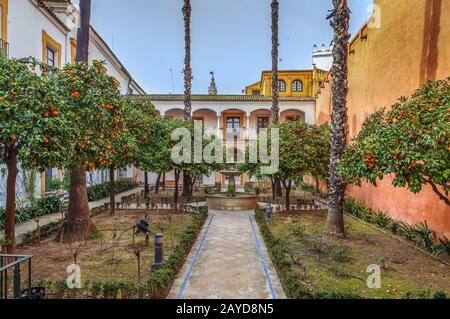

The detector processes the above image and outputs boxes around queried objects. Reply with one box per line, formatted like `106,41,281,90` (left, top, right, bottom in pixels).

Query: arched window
292,80,303,92
278,80,286,92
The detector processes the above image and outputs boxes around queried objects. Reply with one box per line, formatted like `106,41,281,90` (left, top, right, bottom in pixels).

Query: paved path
168,210,286,299
1,187,143,244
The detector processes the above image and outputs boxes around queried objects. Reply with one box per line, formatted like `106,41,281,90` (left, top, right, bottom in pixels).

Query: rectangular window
286,115,304,122
252,90,260,96
256,117,269,134
46,46,56,67
226,117,241,140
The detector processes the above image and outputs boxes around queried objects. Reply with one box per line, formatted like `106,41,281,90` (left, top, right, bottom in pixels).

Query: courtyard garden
0,0,449,302
8,201,208,299
256,207,450,299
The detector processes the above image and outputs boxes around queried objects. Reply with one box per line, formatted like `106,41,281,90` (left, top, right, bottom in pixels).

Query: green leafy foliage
54,61,126,172
0,196,62,229
344,198,447,256
340,78,450,204
86,179,137,201
0,53,70,170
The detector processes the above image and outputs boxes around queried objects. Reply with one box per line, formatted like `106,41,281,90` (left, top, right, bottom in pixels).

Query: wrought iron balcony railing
0,254,33,299
0,39,9,56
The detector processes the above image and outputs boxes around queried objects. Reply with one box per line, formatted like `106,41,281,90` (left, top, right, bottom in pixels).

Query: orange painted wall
315,0,450,237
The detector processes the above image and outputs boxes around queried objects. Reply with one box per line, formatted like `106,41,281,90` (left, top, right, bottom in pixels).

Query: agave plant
373,211,392,229
388,219,402,235
438,237,450,256
413,222,434,250
399,222,416,241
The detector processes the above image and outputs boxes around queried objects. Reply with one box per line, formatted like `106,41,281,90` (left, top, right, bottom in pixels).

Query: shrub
203,185,212,194
344,198,444,255
87,178,137,201
0,195,62,229
433,291,447,299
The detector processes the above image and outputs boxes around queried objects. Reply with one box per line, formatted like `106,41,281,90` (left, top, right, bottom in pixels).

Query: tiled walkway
168,209,286,299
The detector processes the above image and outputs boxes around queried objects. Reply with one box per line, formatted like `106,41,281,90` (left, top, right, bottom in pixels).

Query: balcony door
226,116,241,141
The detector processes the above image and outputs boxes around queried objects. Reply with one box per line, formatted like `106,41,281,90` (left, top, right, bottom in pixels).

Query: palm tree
271,0,279,124
64,0,96,241
182,0,193,197
325,0,351,237
182,0,192,120
271,0,282,198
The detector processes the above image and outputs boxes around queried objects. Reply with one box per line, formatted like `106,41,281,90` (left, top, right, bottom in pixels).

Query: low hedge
255,209,362,299
0,196,63,230
87,179,138,201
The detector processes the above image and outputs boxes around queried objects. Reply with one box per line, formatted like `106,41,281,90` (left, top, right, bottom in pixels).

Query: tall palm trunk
65,0,96,242
182,0,192,120
182,0,193,197
271,0,282,198
271,0,280,124
325,0,350,237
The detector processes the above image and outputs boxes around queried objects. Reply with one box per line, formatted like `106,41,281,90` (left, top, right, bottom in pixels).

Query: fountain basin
206,193,258,211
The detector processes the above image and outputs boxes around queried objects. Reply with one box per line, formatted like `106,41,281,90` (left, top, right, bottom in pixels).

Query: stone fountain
206,167,258,211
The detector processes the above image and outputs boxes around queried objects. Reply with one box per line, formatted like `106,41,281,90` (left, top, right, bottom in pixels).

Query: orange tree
0,53,69,253
340,78,450,206
99,98,136,216
124,99,159,198
240,121,330,208
55,61,125,241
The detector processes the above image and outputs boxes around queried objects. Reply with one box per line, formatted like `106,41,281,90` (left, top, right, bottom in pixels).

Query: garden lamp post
153,233,164,268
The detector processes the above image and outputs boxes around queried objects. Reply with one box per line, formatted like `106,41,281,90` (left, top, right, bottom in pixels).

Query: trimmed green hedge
87,179,138,201
0,196,62,230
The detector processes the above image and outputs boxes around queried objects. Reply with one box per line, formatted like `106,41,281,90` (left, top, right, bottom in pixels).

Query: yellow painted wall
245,68,328,97
1,0,8,42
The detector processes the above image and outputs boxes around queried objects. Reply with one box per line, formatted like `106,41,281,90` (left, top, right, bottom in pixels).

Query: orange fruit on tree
52,111,60,117
11,135,17,141
72,92,80,98
43,112,50,118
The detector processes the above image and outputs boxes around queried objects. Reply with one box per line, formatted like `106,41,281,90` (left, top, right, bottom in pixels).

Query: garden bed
14,207,208,299
257,210,450,299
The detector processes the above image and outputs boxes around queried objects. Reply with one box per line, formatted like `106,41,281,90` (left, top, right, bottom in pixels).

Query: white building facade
131,94,316,188
0,0,145,207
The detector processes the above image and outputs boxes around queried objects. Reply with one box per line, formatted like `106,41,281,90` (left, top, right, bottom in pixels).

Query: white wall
8,0,69,64
0,0,142,208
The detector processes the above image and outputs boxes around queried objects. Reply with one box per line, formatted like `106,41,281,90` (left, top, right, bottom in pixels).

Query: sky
78,0,373,94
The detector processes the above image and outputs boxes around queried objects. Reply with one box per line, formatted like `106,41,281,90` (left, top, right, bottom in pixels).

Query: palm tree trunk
182,0,193,197
325,0,350,237
271,0,280,123
271,0,283,198
182,0,192,120
65,0,96,242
